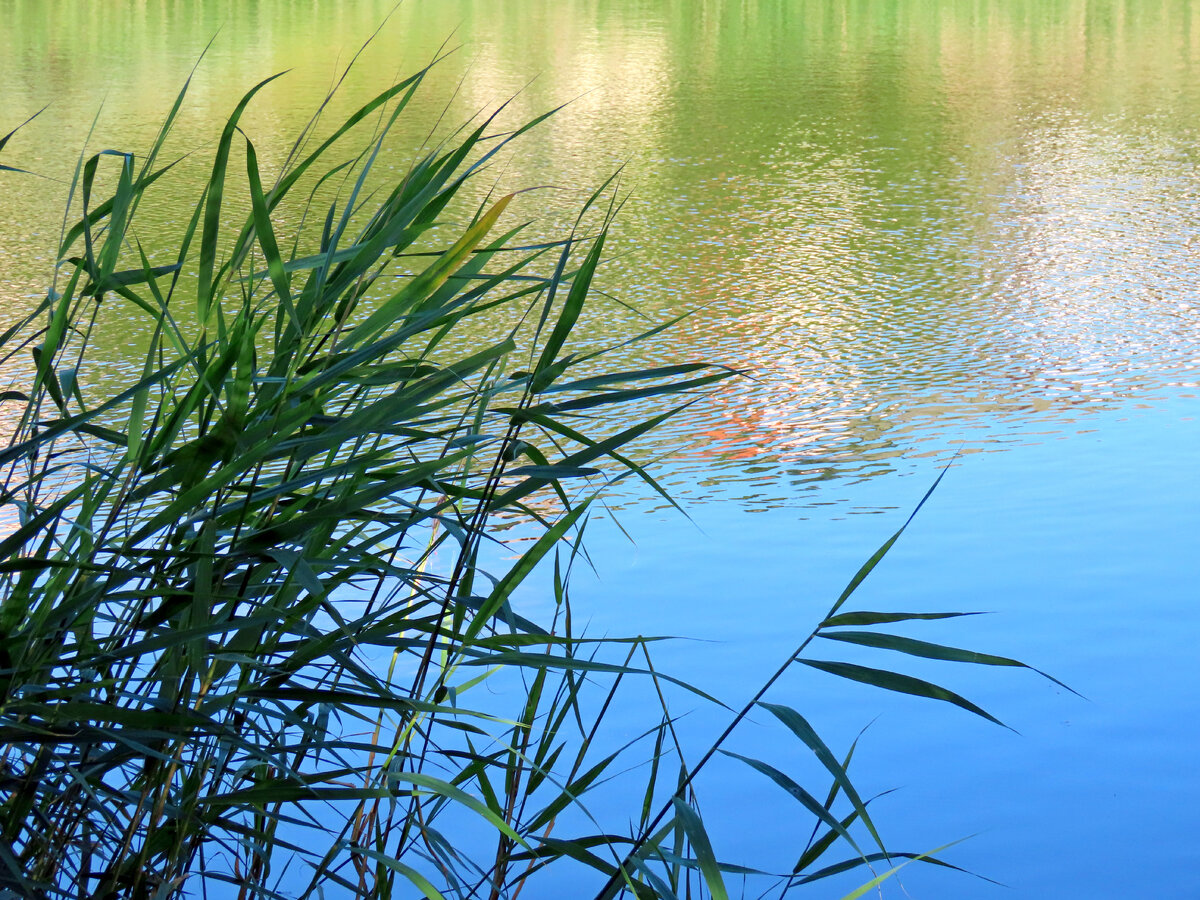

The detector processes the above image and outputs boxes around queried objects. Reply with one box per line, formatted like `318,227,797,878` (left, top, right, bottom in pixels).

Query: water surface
2,2,1198,897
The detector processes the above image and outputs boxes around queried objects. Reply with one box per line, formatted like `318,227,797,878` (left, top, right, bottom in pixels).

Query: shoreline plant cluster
0,51,1051,900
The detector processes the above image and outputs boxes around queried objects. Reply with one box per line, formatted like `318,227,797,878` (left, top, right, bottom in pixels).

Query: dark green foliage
0,55,1059,900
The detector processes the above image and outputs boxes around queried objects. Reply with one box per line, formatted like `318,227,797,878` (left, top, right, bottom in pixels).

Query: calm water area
2,1,1199,897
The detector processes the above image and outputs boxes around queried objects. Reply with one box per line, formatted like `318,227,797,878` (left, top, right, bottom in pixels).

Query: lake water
2,1,1199,897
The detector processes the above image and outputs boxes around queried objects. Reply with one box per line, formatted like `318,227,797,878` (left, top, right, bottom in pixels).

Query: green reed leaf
757,702,886,854
670,797,728,900
799,659,1008,728
821,610,983,628
721,750,866,860
818,631,1079,694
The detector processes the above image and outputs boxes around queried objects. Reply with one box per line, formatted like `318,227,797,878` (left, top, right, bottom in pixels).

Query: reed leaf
797,660,1009,729
817,631,1079,694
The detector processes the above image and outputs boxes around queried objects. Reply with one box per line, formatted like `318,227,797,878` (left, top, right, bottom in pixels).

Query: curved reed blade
817,630,1080,695
0,107,44,176
798,659,1009,729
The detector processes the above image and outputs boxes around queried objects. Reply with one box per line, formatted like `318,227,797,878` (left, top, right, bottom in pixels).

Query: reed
0,55,1055,900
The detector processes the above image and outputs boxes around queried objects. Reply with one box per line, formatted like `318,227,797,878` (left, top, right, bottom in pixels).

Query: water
2,1,1199,896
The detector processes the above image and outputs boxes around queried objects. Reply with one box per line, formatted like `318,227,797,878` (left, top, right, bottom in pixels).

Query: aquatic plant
0,54,1053,900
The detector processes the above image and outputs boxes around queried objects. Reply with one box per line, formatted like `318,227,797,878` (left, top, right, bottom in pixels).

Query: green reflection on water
3,0,1199,506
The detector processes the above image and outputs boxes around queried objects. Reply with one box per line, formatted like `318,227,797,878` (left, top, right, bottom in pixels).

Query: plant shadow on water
0,45,1065,900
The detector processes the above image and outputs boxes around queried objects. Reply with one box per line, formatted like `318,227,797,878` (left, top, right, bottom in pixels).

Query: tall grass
0,56,1058,900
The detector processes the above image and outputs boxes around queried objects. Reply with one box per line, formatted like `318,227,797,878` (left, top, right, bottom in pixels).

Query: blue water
569,397,1200,897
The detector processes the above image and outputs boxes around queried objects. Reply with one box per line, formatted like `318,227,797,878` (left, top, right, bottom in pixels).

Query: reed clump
0,56,1056,900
